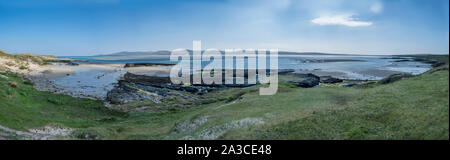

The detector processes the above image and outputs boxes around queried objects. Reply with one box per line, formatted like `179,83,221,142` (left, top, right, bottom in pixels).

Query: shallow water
276,55,430,80
47,64,126,99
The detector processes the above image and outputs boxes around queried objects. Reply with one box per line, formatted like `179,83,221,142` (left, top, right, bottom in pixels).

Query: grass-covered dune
0,49,55,72
0,55,448,140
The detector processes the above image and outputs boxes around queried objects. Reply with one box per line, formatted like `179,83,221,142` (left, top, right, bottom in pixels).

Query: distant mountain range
97,50,343,57
97,50,172,56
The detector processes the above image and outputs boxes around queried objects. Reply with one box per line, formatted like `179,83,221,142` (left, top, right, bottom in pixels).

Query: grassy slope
0,73,125,138
222,66,449,139
0,55,448,140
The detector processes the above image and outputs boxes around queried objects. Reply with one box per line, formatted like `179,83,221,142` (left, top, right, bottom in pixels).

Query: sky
0,0,449,56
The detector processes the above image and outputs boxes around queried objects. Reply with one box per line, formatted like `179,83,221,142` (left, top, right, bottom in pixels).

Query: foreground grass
0,55,448,140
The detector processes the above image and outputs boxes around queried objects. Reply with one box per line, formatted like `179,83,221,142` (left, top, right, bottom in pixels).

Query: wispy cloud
311,14,373,27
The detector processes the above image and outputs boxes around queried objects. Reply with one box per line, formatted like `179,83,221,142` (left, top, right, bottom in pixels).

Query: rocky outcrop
106,81,164,104
124,63,175,68
431,62,446,68
320,76,343,84
393,57,444,68
288,73,320,88
378,73,413,84
429,67,449,74
120,72,218,94
106,72,222,106
123,72,171,84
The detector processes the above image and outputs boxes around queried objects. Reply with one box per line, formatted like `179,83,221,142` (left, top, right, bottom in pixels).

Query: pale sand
77,63,124,71
124,66,171,77
0,57,44,74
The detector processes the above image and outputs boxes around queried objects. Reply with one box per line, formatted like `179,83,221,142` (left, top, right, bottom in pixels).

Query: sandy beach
23,63,172,100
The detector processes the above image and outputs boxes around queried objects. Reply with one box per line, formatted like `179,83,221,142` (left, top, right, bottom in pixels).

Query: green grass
0,55,448,140
0,73,125,132
221,67,449,139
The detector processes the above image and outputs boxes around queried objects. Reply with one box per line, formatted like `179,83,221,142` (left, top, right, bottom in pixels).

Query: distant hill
278,51,343,55
97,50,172,56
99,50,344,56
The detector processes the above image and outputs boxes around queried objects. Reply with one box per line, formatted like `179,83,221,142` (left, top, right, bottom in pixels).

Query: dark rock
378,73,414,84
366,81,377,85
429,67,449,74
392,59,411,62
124,63,175,68
107,72,222,105
278,69,295,75
123,72,171,84
413,58,440,65
290,73,320,88
9,82,18,88
122,72,222,94
106,81,163,104
431,62,446,68
320,76,343,84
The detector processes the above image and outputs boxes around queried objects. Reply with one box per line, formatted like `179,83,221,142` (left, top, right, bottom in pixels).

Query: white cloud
311,14,373,27
370,1,383,14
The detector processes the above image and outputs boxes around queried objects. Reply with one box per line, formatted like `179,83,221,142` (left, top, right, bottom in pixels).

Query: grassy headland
0,51,448,139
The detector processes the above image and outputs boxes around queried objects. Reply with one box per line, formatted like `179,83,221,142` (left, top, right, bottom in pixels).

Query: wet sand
27,63,172,100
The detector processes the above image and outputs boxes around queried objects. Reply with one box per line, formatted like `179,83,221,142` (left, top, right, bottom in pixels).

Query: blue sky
0,0,448,56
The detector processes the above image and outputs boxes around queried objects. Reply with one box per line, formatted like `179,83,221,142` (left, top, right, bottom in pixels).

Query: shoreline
1,54,436,101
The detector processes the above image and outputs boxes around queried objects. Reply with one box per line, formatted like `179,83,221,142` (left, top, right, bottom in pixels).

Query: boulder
9,82,18,88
